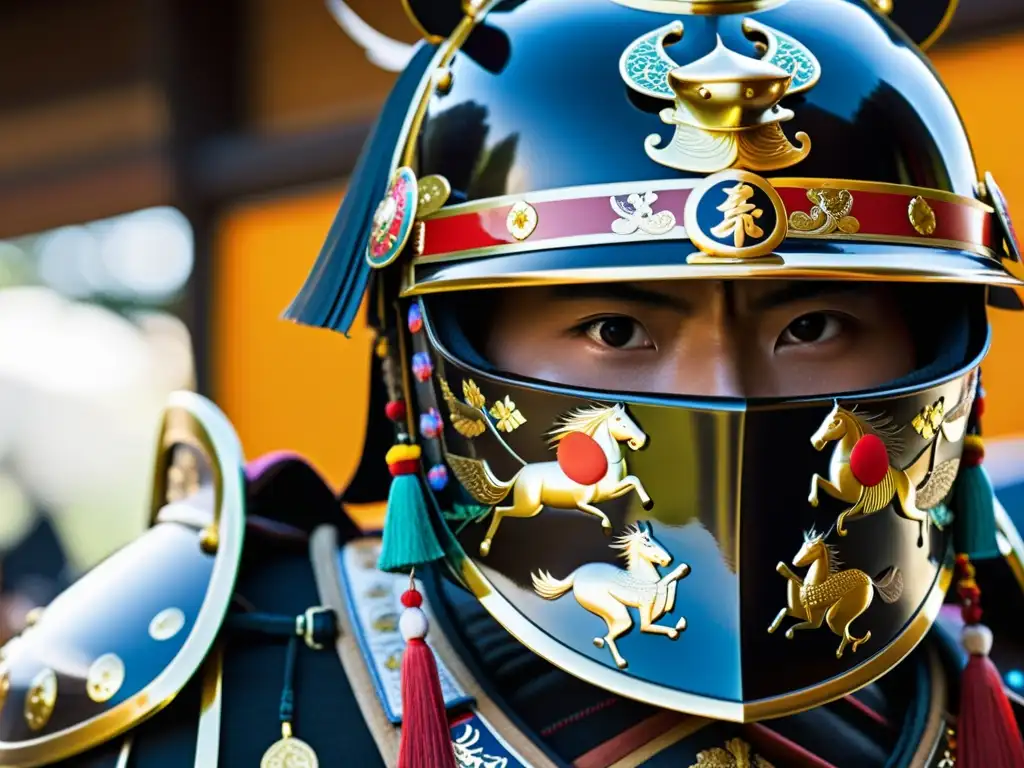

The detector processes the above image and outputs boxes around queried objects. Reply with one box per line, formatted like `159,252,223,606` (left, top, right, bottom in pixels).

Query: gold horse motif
768,529,903,658
808,402,926,535
446,404,653,556
531,522,690,670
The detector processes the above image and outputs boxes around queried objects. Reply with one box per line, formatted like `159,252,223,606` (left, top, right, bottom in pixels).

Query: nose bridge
673,328,744,398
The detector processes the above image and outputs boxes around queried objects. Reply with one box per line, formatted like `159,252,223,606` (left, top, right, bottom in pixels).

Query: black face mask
409,286,986,721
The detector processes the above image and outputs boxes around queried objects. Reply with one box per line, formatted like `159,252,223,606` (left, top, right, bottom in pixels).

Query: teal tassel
952,463,1000,561
378,470,446,574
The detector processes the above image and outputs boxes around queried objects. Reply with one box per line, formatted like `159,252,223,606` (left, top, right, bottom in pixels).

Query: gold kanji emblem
684,170,788,260
710,183,765,248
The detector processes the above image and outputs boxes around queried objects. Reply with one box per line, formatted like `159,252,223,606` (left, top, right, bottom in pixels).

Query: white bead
400,607,429,641
962,623,993,656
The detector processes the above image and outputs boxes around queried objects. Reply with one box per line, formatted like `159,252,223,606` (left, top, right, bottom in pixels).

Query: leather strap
309,525,402,765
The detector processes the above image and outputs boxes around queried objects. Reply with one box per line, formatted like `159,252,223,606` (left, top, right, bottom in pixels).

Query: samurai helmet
289,0,1023,721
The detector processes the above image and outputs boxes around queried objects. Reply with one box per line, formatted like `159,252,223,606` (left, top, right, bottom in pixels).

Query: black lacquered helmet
288,0,1024,721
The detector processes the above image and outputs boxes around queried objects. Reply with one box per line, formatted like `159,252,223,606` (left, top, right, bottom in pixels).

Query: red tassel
955,555,1024,768
397,586,456,768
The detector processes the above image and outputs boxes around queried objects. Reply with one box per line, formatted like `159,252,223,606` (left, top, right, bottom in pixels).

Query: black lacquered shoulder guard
0,392,246,768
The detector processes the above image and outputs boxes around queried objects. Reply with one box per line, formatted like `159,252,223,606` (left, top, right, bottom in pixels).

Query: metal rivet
86,653,126,703
25,668,57,731
149,608,186,641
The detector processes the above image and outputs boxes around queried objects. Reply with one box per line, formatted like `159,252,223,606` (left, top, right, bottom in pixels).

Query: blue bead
1006,669,1024,690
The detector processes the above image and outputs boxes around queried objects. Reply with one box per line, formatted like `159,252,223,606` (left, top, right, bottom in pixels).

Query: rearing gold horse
768,529,903,658
447,404,653,556
808,402,926,535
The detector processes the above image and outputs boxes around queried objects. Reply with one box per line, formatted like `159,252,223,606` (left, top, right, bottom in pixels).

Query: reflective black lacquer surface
418,0,976,200
416,306,970,716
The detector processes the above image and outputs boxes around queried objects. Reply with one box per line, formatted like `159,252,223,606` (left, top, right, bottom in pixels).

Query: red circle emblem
849,434,889,487
557,432,608,486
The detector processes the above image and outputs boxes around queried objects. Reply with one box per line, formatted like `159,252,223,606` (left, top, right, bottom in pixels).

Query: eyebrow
747,281,869,312
550,283,691,312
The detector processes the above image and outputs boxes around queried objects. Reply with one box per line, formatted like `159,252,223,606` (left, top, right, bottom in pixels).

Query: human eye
580,316,655,351
777,312,847,348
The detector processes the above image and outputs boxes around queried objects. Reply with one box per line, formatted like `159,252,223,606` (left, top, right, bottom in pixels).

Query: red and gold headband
414,173,996,264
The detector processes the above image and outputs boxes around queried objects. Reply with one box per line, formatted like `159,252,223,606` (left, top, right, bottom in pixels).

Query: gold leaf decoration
909,195,937,236
440,379,487,438
691,737,775,768
463,379,486,409
911,398,945,440
490,396,527,433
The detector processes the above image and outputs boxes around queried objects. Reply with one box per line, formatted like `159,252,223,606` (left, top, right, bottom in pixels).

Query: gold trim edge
404,255,1022,298
457,555,952,723
920,0,960,51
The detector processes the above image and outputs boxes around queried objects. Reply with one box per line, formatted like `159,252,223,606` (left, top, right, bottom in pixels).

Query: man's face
483,280,915,398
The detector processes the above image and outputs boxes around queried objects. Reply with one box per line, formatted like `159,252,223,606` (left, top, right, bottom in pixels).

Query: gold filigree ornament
611,192,677,236
909,195,937,236
25,668,57,731
691,737,775,768
619,19,820,173
86,653,126,703
768,529,904,658
532,522,690,669
260,724,318,768
788,188,861,235
506,201,538,240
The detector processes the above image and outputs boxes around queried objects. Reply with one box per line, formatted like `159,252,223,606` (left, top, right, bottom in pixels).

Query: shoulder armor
0,392,246,768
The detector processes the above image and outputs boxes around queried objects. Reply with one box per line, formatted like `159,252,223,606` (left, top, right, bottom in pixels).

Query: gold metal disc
25,668,57,731
86,653,126,703
149,607,186,641
260,737,319,768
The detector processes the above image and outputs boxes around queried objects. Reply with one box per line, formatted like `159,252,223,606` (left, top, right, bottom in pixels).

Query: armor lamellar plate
422,331,979,722
0,393,245,768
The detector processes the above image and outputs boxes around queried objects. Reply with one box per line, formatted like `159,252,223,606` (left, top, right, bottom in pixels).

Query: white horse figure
471,404,652,556
532,522,690,669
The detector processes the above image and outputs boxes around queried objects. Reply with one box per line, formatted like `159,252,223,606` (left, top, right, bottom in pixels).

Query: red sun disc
557,432,608,486
849,434,889,487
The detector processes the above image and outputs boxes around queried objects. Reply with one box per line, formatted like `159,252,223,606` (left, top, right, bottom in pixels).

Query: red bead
388,459,419,477
962,604,984,625
385,401,407,422
849,434,889,487
958,584,981,603
401,589,423,608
